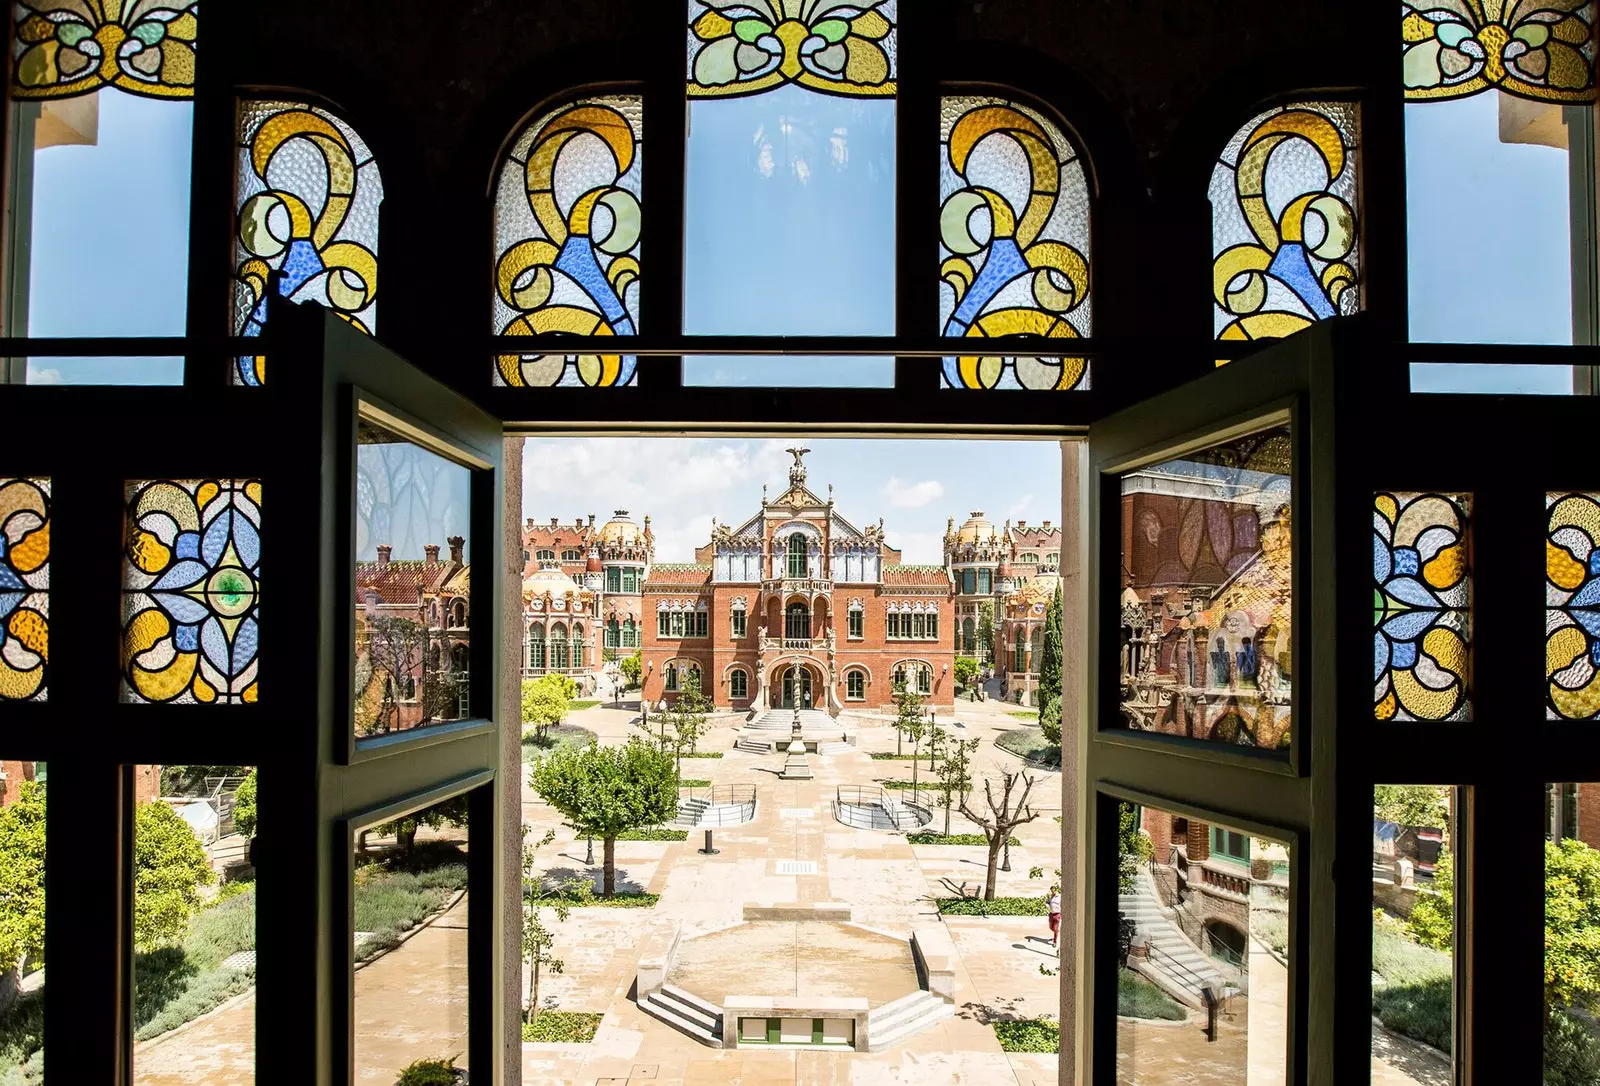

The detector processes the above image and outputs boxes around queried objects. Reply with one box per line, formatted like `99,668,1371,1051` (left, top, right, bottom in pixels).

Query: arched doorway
777,664,813,709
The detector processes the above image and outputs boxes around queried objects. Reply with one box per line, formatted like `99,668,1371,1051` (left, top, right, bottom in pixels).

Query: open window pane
0,479,49,702
1545,781,1600,1080
1371,784,1458,1083
0,760,44,1083
1117,423,1293,753
353,793,470,1081
1119,801,1290,1083
133,764,257,1085
354,416,474,738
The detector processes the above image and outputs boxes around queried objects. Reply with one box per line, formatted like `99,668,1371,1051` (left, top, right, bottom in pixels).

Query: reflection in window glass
121,480,263,705
0,760,44,1083
1373,492,1471,721
1547,493,1600,719
0,479,50,702
133,764,256,1085
1371,784,1457,1082
354,420,472,737
354,794,469,1081
1117,801,1289,1084
1118,424,1293,753
683,2,897,387
1546,782,1600,1081
1407,93,1590,393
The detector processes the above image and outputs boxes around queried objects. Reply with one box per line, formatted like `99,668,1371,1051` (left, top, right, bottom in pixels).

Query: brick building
942,512,1062,700
523,510,654,653
353,537,471,733
640,450,955,714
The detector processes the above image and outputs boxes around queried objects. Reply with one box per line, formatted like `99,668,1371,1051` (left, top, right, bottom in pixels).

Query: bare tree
960,770,1041,900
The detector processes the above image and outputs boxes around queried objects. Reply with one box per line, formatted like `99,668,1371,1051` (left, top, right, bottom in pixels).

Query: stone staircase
734,737,773,754
673,796,710,827
1118,870,1230,1008
749,709,836,731
817,740,853,755
638,983,724,1046
879,793,927,831
866,990,954,1051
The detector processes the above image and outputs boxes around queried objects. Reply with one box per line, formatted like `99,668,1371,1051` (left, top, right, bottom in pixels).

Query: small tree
1547,837,1600,1013
233,769,258,837
1374,785,1451,830
0,780,46,1012
954,656,980,693
363,614,428,734
663,668,711,773
895,680,930,795
522,673,573,742
932,731,981,836
134,800,215,949
1117,801,1152,893
521,827,592,1026
375,793,470,858
620,651,642,690
960,770,1041,900
1407,848,1454,951
531,739,679,897
1039,694,1062,747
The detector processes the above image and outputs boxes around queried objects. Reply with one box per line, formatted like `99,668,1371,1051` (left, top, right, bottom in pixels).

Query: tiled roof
355,560,443,605
646,564,712,585
883,565,952,586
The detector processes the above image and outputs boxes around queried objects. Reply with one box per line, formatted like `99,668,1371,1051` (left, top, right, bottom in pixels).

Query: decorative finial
784,447,811,489
828,483,833,502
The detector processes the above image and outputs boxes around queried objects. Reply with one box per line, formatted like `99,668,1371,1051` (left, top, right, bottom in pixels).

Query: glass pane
1117,801,1290,1083
1371,784,1458,1082
1547,493,1600,718
1210,101,1361,348
684,1,896,387
133,764,256,1085
1400,4,1597,103
1374,492,1471,721
1545,781,1600,1082
492,95,643,388
233,100,383,388
0,479,50,702
939,95,1091,391
9,2,197,384
353,793,470,1081
122,481,263,705
1118,424,1293,753
0,760,45,1082
354,420,472,737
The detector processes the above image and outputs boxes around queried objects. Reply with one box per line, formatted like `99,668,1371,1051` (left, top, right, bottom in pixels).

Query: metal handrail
676,783,757,827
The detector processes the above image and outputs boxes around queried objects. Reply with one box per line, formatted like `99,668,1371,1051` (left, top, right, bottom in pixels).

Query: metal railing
834,785,931,830
676,784,757,827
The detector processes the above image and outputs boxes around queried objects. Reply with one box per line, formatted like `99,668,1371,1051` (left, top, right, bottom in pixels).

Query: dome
1014,568,1061,607
599,509,645,546
523,562,579,598
956,511,995,544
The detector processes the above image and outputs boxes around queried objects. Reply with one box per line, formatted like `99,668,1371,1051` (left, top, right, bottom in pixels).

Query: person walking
1047,885,1062,951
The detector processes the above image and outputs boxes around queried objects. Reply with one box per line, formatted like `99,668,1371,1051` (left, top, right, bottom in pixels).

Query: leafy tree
894,680,930,794
374,794,470,858
662,668,711,773
1374,785,1451,830
959,770,1041,900
0,780,46,1007
954,656,980,692
603,647,619,664
522,674,574,741
1407,848,1454,952
1545,837,1600,1011
977,601,996,664
932,730,982,836
521,828,591,1026
159,766,250,796
1037,584,1063,723
531,739,679,897
134,800,214,950
233,769,258,838
1117,802,1152,893
1039,694,1062,747
619,652,642,689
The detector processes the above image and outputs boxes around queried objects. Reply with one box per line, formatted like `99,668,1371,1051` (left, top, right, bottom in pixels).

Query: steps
638,984,724,1047
1118,870,1230,1008
673,797,710,827
734,738,772,754
866,990,953,1051
749,709,837,731
817,740,852,755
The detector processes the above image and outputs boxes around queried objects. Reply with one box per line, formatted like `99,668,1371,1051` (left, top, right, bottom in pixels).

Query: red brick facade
640,453,955,714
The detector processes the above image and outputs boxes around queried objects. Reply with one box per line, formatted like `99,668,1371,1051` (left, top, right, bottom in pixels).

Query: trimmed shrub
993,1018,1059,1053
936,896,1049,916
522,1011,603,1043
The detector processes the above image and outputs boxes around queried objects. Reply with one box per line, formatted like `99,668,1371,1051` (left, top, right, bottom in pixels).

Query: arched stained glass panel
939,95,1091,391
1401,1,1596,103
12,1,198,100
1210,101,1361,350
492,95,643,389
233,100,384,386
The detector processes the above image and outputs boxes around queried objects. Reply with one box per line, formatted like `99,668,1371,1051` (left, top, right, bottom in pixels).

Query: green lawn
523,724,597,751
1371,927,1452,1053
566,699,601,711
0,987,43,1083
936,896,1049,916
353,845,470,962
522,1010,604,1042
906,833,1020,846
1008,710,1041,720
995,729,1062,768
134,880,258,1043
679,751,724,759
677,778,712,788
547,889,659,908
1118,969,1187,1020
613,827,688,841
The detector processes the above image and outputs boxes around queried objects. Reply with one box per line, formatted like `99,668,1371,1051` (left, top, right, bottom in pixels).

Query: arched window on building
536,549,556,562
846,670,866,701
729,668,747,700
785,602,810,641
962,617,976,654
606,617,620,649
927,611,939,642
912,612,926,639
1030,626,1044,671
893,663,906,691
978,568,991,594
622,617,637,649
562,549,583,562
1014,636,1026,674
573,623,586,668
731,600,747,639
551,622,569,668
450,643,469,673
786,533,808,578
848,602,864,639
450,599,467,628
665,664,678,692
528,623,545,669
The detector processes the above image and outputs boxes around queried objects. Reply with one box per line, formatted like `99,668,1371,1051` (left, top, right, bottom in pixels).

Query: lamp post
584,833,594,866
1001,832,1013,872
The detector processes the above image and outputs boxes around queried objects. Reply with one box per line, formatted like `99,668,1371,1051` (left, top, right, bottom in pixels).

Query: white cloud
880,477,944,509
885,531,944,566
27,368,63,385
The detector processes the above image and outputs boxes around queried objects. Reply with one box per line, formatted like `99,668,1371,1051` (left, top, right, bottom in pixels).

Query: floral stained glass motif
687,1,896,99
233,100,383,387
12,1,197,100
1374,492,1471,721
1402,1,1596,103
939,97,1091,391
0,480,49,702
493,96,642,388
1211,102,1361,350
122,480,261,705
1546,493,1600,718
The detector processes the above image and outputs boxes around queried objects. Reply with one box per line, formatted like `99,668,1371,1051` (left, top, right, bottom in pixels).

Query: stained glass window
1547,493,1600,718
1211,102,1361,349
1374,492,1471,721
687,1,896,99
0,479,49,702
122,480,261,705
233,100,383,387
11,1,198,101
1402,1,1596,103
492,95,642,388
939,96,1091,390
